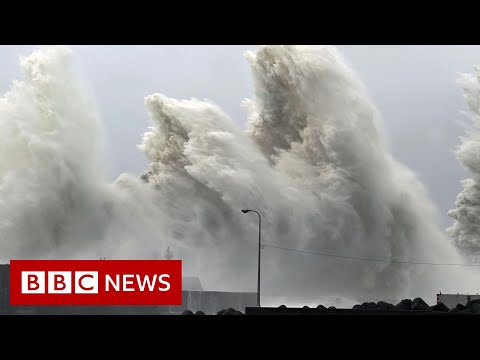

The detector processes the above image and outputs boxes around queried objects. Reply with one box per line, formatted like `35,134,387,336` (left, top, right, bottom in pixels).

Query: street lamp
241,209,262,307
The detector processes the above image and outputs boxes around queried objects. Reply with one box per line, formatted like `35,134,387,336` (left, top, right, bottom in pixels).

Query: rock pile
347,297,480,314
181,308,244,315
181,298,480,315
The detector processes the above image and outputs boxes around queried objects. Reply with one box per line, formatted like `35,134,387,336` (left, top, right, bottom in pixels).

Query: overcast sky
0,45,478,229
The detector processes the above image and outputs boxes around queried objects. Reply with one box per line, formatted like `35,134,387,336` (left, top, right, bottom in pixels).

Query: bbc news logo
21,272,171,294
9,260,182,305
22,271,100,294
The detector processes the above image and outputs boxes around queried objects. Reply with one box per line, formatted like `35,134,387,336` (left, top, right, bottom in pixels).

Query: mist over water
0,45,478,306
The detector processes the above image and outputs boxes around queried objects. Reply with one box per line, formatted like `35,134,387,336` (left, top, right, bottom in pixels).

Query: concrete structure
169,290,256,314
437,293,480,309
182,277,203,291
0,264,256,315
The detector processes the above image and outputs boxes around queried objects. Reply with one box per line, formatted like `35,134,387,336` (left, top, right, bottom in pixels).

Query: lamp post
241,209,262,307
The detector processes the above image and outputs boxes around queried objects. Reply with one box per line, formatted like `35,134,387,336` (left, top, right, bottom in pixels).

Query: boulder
469,302,480,314
316,304,327,310
278,305,287,309
182,310,194,315
377,301,395,310
411,298,431,311
195,311,205,315
233,310,244,315
362,302,378,310
352,304,362,310
432,303,450,312
217,309,226,315
455,303,467,311
466,298,480,309
395,299,412,310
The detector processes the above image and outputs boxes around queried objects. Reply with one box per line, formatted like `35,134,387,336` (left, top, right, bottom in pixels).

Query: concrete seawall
0,264,256,315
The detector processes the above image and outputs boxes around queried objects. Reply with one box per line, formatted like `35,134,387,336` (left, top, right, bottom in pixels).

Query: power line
261,243,480,267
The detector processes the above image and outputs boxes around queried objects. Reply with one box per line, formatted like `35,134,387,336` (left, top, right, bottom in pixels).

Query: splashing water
0,45,477,305
448,66,480,264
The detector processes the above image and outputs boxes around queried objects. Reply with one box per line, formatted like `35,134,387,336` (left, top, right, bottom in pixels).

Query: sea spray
0,45,477,305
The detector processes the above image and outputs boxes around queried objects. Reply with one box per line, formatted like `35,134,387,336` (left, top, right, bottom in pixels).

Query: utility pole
241,209,262,307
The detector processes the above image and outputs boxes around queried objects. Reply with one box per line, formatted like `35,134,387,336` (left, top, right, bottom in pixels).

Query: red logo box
9,260,182,305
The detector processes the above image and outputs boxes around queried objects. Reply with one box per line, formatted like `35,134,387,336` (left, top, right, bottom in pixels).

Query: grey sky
0,45,477,229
